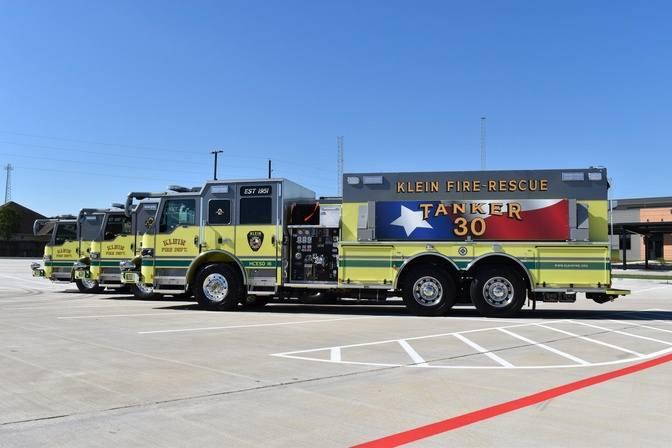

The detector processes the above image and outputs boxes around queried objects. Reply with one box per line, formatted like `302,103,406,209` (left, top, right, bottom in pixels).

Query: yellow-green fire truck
72,205,136,292
120,168,629,317
31,214,102,292
119,198,160,298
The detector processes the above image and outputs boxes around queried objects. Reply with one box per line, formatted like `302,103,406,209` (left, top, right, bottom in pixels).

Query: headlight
141,248,154,257
120,261,136,270
90,252,100,260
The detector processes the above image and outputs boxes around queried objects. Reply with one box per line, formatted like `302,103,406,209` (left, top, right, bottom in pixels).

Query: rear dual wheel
402,267,457,316
469,268,526,318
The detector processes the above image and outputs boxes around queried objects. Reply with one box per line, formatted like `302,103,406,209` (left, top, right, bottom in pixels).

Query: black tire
470,267,526,318
75,279,104,293
401,266,457,316
241,295,268,309
194,263,243,311
130,283,158,300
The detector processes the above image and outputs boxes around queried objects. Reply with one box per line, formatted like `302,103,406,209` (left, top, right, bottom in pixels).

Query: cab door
98,214,134,283
234,183,279,289
49,222,79,280
133,202,158,255
152,196,201,288
203,184,236,255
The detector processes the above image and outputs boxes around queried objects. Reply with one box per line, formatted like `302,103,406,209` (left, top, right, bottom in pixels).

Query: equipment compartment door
536,246,610,288
340,245,395,285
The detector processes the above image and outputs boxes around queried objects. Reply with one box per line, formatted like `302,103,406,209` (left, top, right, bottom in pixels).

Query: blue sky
1,0,670,216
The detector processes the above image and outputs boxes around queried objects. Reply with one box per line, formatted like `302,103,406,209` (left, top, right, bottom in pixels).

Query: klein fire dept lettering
163,238,186,247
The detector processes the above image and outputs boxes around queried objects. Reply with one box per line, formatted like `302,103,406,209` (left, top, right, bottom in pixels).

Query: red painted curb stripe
352,352,672,448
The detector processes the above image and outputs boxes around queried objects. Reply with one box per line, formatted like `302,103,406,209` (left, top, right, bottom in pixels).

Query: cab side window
239,197,272,224
208,200,231,225
54,223,77,245
104,215,132,241
159,199,196,233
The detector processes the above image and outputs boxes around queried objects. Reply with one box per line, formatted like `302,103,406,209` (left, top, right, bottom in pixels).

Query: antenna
480,117,486,170
268,159,272,179
337,136,344,196
4,164,13,203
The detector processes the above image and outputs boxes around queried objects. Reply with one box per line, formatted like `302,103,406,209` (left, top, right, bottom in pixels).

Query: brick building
0,201,48,257
611,197,672,264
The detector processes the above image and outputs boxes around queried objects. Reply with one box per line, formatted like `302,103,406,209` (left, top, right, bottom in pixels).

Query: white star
390,205,433,236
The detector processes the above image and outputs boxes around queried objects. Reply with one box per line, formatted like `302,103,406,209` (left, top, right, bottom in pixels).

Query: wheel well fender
466,254,533,292
394,253,459,289
186,250,246,287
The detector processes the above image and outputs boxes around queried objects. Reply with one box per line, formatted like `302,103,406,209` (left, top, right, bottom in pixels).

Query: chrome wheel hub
136,283,154,295
203,273,229,303
81,278,97,290
412,276,443,306
482,277,514,308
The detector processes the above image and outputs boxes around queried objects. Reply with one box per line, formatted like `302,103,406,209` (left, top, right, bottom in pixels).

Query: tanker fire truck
31,214,103,292
120,168,629,317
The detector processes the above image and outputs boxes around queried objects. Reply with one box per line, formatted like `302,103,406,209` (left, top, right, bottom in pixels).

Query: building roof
0,201,46,235
614,197,672,210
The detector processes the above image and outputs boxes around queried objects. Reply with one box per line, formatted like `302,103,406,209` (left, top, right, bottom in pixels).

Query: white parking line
58,312,189,319
330,347,341,362
569,320,672,346
138,316,377,334
535,324,643,356
398,340,428,366
453,333,514,367
497,328,589,365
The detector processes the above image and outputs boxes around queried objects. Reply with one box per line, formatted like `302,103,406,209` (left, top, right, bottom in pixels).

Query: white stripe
569,320,672,346
138,316,376,334
453,333,514,367
330,347,341,362
58,312,187,319
397,340,428,366
535,324,643,356
497,328,589,365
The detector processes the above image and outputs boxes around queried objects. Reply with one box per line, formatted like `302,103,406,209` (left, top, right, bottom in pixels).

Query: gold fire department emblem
247,231,264,251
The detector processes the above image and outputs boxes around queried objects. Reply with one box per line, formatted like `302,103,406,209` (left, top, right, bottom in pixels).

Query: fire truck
120,168,629,317
119,198,160,298
30,214,102,292
72,205,134,292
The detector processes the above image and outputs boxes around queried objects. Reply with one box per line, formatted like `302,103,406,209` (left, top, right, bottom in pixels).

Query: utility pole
4,164,12,204
337,136,344,196
268,160,272,179
210,150,223,180
480,117,487,170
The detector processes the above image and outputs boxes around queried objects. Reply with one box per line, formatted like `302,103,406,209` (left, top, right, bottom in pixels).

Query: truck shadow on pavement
147,302,672,322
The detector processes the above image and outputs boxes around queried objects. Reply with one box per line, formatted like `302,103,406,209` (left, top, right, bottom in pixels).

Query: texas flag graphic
375,199,569,241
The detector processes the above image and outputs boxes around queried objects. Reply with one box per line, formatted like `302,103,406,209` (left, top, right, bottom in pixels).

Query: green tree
0,207,20,240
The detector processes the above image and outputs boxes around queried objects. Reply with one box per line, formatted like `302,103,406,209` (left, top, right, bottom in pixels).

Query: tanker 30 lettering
418,202,522,237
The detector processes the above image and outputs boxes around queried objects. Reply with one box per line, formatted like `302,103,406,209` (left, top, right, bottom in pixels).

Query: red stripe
352,353,672,448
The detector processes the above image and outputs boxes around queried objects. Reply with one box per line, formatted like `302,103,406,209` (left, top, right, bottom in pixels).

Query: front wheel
194,264,243,311
470,267,527,318
75,278,103,293
131,283,158,299
401,267,457,316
